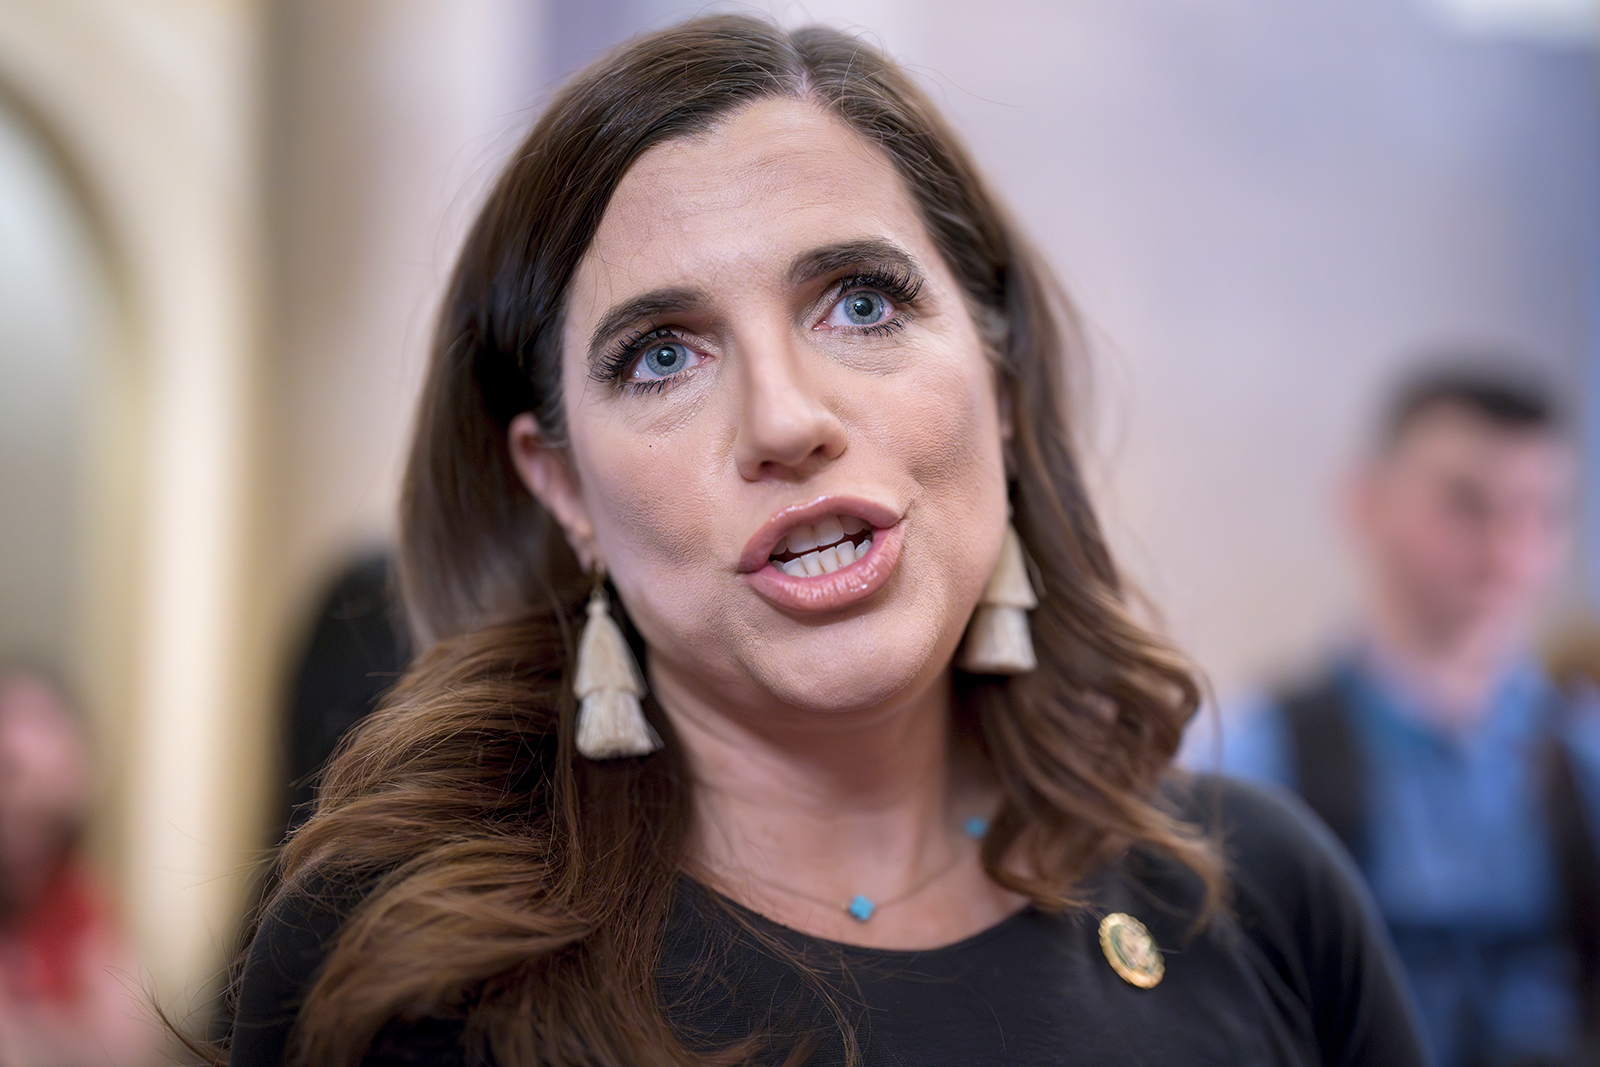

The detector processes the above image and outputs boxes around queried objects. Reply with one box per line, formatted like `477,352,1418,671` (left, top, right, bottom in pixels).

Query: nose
731,324,847,482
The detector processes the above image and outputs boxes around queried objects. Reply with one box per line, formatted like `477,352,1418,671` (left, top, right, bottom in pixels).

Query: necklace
726,815,989,923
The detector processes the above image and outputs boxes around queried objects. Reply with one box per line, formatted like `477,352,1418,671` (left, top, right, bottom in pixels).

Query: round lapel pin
1098,912,1164,989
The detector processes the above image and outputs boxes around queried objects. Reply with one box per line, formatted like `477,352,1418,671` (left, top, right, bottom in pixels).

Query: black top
231,777,1427,1066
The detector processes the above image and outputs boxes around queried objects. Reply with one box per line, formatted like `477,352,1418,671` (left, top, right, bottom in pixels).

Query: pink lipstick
740,496,903,613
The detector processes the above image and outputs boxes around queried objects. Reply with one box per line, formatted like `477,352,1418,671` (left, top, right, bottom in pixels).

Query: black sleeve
230,881,471,1067
1196,775,1430,1067
229,885,352,1067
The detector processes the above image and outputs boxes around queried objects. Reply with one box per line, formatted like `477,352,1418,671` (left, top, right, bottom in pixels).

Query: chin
744,625,957,717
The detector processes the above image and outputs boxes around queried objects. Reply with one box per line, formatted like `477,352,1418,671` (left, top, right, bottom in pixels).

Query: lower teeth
776,537,871,578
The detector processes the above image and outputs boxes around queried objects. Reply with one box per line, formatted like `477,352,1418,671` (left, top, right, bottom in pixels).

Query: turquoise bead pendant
847,895,877,922
841,817,987,922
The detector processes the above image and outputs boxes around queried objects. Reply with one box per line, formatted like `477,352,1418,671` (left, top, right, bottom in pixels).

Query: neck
662,665,961,867
652,666,1015,947
1365,599,1523,731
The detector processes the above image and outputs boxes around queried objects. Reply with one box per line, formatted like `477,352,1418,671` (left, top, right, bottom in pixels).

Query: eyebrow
586,287,706,368
584,238,927,367
786,238,924,288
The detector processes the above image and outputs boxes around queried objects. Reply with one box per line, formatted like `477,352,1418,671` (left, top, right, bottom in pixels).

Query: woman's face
512,98,1009,723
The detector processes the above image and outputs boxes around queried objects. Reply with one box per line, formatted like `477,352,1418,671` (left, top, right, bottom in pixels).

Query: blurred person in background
0,671,159,1067
278,551,410,841
1221,363,1600,1067
207,552,410,1043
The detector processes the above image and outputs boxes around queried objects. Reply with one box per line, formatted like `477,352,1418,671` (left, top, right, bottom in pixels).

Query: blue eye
841,291,888,326
636,340,692,379
821,285,903,333
595,327,706,393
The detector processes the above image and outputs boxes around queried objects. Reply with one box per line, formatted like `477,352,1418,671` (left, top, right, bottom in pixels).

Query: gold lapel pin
1098,912,1164,989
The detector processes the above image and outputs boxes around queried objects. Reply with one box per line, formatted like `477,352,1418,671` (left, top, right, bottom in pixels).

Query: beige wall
262,0,544,630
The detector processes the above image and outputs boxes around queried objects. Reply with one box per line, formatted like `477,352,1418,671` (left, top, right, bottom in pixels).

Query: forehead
1388,406,1574,487
567,98,933,314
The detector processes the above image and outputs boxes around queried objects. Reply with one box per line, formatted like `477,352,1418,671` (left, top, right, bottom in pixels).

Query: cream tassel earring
958,521,1039,675
574,572,662,759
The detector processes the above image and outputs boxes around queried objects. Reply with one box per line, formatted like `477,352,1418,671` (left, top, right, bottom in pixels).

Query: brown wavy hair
271,14,1219,1066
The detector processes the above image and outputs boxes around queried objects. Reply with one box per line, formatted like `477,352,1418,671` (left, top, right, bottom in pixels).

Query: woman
231,15,1425,1067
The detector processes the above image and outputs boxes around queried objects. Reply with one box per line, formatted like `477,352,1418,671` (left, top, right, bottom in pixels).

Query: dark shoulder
1174,772,1376,965
1146,772,1381,978
1168,774,1429,1067
230,875,470,1067
229,878,358,1067
1183,773,1360,890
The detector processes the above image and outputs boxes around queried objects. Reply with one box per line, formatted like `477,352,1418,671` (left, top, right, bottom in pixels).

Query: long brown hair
274,15,1219,1066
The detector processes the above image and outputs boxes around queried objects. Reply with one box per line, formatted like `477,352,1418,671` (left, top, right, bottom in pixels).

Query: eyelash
592,267,925,395
593,327,682,395
832,268,923,338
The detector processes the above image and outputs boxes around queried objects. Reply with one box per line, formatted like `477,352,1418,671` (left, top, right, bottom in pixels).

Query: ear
508,412,600,571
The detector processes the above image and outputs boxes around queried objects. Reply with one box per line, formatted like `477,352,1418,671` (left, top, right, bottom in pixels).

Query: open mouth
768,515,873,577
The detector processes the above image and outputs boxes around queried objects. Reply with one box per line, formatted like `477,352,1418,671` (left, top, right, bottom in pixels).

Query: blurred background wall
0,0,1594,1016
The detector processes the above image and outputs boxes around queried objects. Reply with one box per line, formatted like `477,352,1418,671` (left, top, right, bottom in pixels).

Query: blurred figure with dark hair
209,555,410,1047
0,671,158,1067
278,551,410,841
1222,361,1599,1067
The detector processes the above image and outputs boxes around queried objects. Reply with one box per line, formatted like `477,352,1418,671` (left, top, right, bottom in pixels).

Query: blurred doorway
0,88,136,876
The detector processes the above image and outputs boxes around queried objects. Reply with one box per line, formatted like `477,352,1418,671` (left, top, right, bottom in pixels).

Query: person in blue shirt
1218,363,1600,1067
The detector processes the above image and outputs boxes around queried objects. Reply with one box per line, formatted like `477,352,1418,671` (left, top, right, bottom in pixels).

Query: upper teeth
772,515,872,577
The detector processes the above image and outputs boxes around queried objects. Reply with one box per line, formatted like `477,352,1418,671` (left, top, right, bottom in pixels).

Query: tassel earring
958,521,1039,675
573,572,662,759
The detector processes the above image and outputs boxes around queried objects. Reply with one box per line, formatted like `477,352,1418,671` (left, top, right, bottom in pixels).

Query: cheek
560,349,712,564
1387,493,1466,558
902,362,1004,492
1392,523,1470,589
863,357,1009,564
573,431,722,570
565,420,741,658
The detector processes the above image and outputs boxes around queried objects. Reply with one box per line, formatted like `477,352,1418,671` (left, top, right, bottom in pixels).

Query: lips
739,496,904,613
